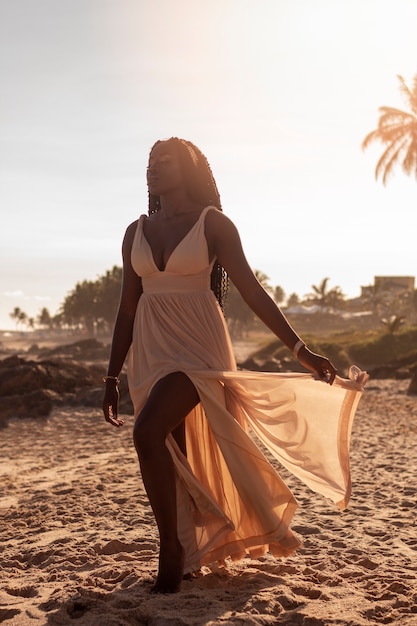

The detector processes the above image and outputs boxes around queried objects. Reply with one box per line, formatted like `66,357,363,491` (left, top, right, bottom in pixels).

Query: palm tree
306,278,345,311
59,266,123,333
287,293,300,308
9,306,27,330
273,285,286,306
37,307,53,329
362,74,417,185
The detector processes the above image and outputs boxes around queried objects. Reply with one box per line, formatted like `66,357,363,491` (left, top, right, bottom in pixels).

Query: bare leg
133,372,199,593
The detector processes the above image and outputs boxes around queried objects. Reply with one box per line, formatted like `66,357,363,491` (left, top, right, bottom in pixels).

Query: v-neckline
142,209,205,273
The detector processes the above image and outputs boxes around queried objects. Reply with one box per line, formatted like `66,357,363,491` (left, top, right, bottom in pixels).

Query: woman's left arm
207,211,336,383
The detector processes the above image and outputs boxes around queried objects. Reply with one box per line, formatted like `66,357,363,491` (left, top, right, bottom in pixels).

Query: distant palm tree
287,293,300,308
9,306,27,330
362,74,417,185
273,285,286,305
307,277,345,310
37,307,53,329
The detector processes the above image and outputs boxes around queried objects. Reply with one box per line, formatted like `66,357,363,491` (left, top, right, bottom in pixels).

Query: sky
1,0,417,330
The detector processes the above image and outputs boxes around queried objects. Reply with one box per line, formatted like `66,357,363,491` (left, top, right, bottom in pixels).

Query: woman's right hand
102,383,125,428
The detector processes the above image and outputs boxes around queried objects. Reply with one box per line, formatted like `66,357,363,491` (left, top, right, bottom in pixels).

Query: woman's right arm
102,221,143,426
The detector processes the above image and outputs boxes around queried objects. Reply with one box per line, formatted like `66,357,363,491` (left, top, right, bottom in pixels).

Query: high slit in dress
127,206,367,574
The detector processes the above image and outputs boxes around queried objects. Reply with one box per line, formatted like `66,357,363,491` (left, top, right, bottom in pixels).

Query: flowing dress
127,206,367,574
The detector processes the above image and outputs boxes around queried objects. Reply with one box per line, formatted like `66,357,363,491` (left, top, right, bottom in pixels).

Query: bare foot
151,540,185,594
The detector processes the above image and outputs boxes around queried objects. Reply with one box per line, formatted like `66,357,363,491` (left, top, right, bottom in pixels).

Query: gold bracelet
102,376,120,385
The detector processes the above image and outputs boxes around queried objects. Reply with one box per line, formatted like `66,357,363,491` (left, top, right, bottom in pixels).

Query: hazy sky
1,0,417,330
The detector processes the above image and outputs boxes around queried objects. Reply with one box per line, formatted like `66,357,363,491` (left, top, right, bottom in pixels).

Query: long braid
147,138,229,310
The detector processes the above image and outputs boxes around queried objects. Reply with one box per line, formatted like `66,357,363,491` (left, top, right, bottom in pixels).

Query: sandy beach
1,346,416,625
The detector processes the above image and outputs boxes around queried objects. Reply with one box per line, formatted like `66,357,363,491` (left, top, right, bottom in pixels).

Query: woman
102,137,366,594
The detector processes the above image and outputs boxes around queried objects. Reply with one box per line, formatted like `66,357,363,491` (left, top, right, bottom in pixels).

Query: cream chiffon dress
127,206,367,574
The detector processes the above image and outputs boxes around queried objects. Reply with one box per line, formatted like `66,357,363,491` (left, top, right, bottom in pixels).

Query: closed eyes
147,155,173,169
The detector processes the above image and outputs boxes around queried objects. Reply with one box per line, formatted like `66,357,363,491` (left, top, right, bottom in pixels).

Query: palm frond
363,74,417,184
362,121,410,150
361,129,379,150
375,137,409,184
402,138,417,177
397,74,417,115
362,108,416,149
378,124,410,144
378,106,417,125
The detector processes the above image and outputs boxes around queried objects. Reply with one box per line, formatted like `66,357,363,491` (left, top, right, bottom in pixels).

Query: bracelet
102,375,120,385
292,340,305,358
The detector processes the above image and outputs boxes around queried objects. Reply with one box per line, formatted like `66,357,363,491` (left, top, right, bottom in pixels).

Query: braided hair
147,137,229,310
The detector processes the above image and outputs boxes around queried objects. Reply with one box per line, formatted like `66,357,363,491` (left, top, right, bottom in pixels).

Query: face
147,141,184,196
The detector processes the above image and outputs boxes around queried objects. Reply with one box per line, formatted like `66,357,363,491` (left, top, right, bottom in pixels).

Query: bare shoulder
122,219,139,255
204,209,245,267
205,209,240,241
124,219,139,242
125,219,139,235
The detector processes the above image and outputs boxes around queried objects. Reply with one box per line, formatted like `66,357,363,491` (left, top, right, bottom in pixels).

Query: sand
1,368,416,624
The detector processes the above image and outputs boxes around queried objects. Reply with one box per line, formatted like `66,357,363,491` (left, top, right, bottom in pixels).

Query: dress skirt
127,207,367,573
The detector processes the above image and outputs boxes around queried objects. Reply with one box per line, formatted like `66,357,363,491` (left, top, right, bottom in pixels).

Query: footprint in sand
0,609,21,621
94,538,157,555
292,584,322,600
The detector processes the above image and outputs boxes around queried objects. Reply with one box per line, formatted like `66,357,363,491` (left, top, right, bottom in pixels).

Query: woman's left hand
298,347,337,384
102,384,125,427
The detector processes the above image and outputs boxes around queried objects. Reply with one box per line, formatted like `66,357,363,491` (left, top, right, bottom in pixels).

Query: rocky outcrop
0,388,59,421
0,354,103,398
0,340,133,424
1,337,415,425
29,337,110,362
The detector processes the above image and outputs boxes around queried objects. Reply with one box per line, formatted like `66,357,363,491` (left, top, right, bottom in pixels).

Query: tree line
9,270,346,335
9,268,417,337
9,266,122,334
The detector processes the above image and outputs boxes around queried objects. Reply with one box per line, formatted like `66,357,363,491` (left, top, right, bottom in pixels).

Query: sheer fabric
127,206,367,573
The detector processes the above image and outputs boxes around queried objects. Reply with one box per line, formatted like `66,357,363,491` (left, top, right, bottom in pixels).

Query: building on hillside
361,276,415,298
